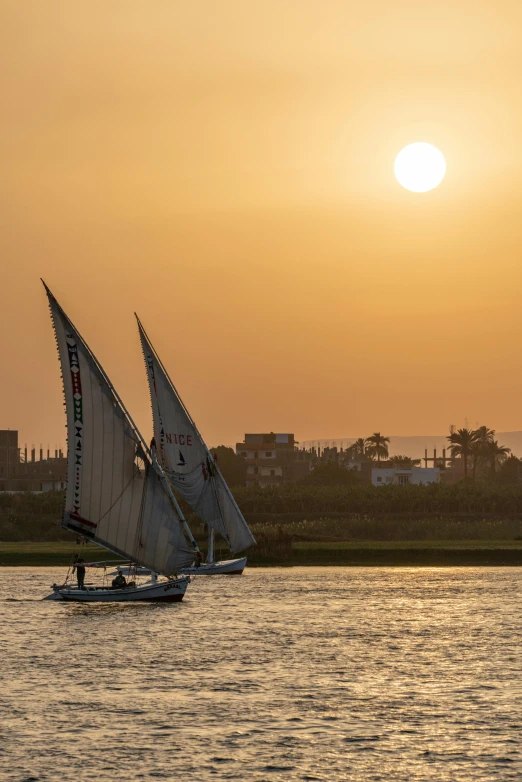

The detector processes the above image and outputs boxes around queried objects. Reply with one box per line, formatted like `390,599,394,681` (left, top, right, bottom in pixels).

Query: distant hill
302,432,522,460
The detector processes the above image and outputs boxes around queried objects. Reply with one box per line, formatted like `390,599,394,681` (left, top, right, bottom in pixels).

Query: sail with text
137,317,256,554
44,284,194,576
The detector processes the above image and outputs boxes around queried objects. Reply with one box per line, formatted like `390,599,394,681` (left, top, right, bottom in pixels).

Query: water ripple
1,566,522,781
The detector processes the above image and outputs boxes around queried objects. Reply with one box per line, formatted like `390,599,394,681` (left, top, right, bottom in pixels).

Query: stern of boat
43,584,65,600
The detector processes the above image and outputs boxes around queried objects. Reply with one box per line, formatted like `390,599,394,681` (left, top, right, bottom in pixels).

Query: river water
1,566,521,781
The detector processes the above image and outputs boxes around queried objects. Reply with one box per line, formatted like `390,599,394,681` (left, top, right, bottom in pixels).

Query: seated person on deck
111,570,127,588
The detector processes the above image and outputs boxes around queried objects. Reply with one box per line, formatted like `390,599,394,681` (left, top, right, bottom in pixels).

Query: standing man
74,557,86,590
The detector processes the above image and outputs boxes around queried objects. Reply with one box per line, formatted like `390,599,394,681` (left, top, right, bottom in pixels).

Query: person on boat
74,557,86,590
112,570,127,588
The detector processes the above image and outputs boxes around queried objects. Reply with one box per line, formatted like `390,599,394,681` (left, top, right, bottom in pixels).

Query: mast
207,527,214,565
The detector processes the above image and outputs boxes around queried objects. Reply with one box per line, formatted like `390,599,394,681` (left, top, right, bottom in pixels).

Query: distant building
236,433,311,486
372,466,440,487
0,430,18,483
0,430,67,492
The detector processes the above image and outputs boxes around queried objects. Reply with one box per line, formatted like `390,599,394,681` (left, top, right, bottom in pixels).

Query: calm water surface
1,566,521,781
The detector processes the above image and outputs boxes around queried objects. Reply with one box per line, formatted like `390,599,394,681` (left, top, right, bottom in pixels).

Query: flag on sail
44,283,194,576
137,316,256,554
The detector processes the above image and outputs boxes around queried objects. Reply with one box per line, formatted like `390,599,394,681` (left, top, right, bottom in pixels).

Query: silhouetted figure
112,570,127,588
74,557,86,589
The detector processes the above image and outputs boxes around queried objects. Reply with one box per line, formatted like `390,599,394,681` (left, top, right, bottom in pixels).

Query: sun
394,142,446,193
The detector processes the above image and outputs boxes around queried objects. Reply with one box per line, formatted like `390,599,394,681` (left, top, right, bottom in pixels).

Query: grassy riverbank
0,542,113,567
2,541,522,567
288,540,522,566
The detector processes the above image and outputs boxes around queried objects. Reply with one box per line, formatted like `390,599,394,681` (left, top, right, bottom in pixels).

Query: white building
372,467,440,487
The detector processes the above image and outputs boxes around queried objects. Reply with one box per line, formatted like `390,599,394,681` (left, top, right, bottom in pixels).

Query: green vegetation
299,463,360,486
287,542,522,567
4,479,522,567
5,485,522,543
0,542,104,567
209,445,246,487
346,438,368,460
447,426,512,479
0,490,66,541
248,513,522,542
388,455,421,468
233,482,522,516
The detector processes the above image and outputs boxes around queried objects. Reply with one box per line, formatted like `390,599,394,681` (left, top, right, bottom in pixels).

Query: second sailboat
137,317,255,575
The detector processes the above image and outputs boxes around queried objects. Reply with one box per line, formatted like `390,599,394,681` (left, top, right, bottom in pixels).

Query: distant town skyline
4,425,522,462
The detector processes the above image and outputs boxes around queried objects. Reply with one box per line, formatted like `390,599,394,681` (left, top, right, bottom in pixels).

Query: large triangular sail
44,284,195,576
137,317,256,554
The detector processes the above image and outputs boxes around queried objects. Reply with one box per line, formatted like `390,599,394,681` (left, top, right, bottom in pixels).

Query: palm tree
388,455,421,469
487,440,511,474
474,426,495,444
365,432,390,464
346,438,368,460
447,428,478,479
469,426,496,480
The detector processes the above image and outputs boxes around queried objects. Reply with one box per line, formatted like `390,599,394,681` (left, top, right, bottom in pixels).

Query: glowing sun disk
394,143,446,193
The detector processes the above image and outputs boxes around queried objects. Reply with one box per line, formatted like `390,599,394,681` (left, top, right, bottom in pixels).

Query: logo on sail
177,451,186,467
166,433,193,446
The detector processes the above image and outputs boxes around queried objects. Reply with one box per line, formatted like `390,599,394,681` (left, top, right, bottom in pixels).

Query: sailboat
136,317,255,576
180,528,247,576
42,282,202,602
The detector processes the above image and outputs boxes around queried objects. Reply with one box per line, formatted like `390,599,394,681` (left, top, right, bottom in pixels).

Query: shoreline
2,541,522,567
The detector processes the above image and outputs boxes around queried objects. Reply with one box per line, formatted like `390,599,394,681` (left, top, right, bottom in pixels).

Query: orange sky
2,1,522,450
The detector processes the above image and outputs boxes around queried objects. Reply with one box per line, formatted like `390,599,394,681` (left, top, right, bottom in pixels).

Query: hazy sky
2,1,522,450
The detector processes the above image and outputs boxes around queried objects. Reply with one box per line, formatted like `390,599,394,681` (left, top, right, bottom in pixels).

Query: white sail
44,284,194,576
137,317,256,554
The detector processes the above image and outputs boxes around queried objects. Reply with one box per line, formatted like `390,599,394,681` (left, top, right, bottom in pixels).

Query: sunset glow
2,2,522,449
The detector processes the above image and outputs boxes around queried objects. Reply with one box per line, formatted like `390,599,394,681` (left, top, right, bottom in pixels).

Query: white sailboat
136,316,255,576
42,282,202,602
180,529,247,575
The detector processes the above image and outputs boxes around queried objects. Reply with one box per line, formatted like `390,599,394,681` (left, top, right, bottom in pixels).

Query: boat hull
43,577,189,602
180,557,247,576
